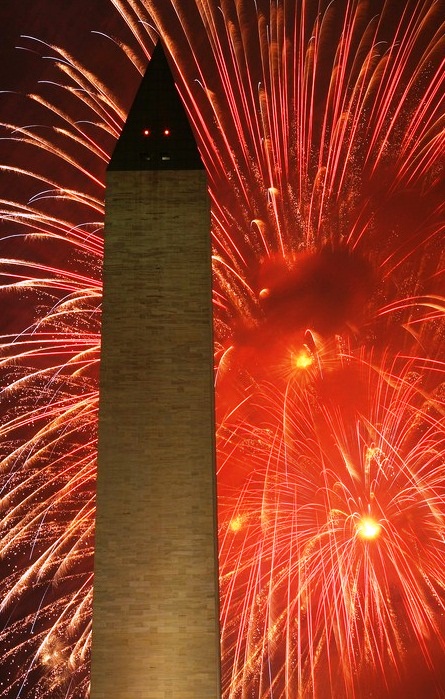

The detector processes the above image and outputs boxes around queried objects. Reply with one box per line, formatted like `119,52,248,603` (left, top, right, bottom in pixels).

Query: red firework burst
0,1,443,698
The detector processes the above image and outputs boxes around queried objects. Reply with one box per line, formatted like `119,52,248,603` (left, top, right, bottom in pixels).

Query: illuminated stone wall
91,169,220,698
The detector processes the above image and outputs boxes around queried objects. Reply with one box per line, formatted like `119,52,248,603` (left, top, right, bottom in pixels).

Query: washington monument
90,43,221,698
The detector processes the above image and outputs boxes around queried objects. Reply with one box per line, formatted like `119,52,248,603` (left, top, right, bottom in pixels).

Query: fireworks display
0,0,444,697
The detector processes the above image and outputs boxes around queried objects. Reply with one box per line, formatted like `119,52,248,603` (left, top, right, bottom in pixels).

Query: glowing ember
292,349,314,369
229,515,245,532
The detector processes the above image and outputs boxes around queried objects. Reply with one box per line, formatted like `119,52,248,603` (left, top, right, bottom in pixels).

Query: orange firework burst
218,353,445,697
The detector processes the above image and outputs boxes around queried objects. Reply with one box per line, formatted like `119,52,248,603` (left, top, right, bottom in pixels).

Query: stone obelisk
90,42,220,698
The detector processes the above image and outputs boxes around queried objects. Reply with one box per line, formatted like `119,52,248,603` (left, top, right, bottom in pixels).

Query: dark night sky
0,2,141,157
0,1,121,93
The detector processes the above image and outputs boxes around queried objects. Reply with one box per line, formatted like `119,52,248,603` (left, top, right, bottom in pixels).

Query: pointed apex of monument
108,41,204,171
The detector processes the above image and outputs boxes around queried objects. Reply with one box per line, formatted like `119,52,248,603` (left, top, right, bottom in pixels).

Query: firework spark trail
156,1,443,696
0,0,444,697
0,32,129,698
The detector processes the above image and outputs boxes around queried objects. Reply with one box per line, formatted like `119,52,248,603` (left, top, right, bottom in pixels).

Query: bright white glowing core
357,516,381,540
